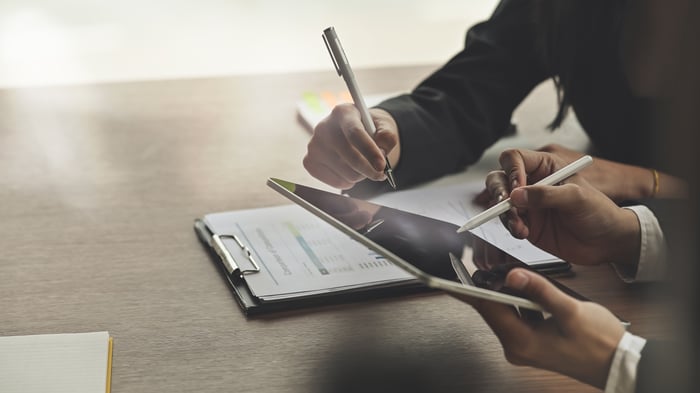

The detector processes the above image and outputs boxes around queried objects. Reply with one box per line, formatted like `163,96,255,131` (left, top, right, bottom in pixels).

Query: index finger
485,170,509,202
498,149,529,189
498,149,564,188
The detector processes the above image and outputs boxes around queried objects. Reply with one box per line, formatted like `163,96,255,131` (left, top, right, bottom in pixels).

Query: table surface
0,65,673,393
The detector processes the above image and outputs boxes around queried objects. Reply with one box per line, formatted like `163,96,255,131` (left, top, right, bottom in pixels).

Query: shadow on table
313,336,499,393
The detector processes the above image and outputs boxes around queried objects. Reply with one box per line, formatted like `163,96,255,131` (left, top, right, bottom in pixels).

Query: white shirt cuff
604,332,647,393
612,205,667,283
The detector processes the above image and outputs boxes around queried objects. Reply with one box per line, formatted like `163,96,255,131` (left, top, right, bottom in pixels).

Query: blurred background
0,0,499,88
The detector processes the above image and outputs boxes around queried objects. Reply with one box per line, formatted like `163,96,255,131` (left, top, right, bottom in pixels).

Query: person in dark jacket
303,0,688,202
304,1,698,392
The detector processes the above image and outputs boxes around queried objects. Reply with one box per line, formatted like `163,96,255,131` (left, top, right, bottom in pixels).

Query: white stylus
456,155,593,233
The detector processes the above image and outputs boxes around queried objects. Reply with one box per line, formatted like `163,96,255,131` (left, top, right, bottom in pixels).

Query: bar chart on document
280,220,394,275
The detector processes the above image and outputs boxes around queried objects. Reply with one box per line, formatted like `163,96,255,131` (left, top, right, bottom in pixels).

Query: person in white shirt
462,147,686,393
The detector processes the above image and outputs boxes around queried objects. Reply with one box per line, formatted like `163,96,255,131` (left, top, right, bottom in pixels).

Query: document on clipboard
194,205,420,315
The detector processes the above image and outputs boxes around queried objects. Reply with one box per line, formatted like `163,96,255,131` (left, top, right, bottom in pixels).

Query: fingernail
507,270,529,290
512,179,518,189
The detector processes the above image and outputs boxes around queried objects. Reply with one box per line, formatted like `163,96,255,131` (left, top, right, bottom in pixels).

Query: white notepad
0,331,113,393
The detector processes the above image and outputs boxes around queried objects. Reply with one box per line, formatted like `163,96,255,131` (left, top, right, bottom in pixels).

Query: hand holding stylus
458,155,593,233
474,149,642,267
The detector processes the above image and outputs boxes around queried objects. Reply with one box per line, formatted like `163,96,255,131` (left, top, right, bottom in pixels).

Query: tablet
267,178,544,312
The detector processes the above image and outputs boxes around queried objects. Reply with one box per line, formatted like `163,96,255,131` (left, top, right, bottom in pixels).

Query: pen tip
386,170,397,189
382,155,397,189
388,178,397,190
456,224,473,233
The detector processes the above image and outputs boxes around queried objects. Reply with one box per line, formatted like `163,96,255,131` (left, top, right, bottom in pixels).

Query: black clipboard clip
210,233,261,276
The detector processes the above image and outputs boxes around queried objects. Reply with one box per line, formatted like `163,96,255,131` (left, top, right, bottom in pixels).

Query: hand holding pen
302,27,399,191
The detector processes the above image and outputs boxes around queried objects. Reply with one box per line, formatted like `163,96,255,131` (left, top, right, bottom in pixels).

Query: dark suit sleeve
635,340,692,393
348,0,550,197
618,199,688,264
635,199,689,253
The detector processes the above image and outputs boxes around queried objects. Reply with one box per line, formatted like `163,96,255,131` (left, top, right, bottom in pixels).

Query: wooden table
0,66,673,392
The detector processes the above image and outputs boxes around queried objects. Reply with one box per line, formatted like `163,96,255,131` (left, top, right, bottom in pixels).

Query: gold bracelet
650,168,660,198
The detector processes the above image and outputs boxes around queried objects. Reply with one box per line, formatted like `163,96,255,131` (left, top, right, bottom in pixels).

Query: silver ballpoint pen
322,26,397,189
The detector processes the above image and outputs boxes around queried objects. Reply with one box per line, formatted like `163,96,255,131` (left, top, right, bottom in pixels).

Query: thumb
510,183,583,212
505,268,578,319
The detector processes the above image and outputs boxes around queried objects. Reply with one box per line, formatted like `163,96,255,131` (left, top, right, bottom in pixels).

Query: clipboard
194,214,430,316
194,179,627,326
